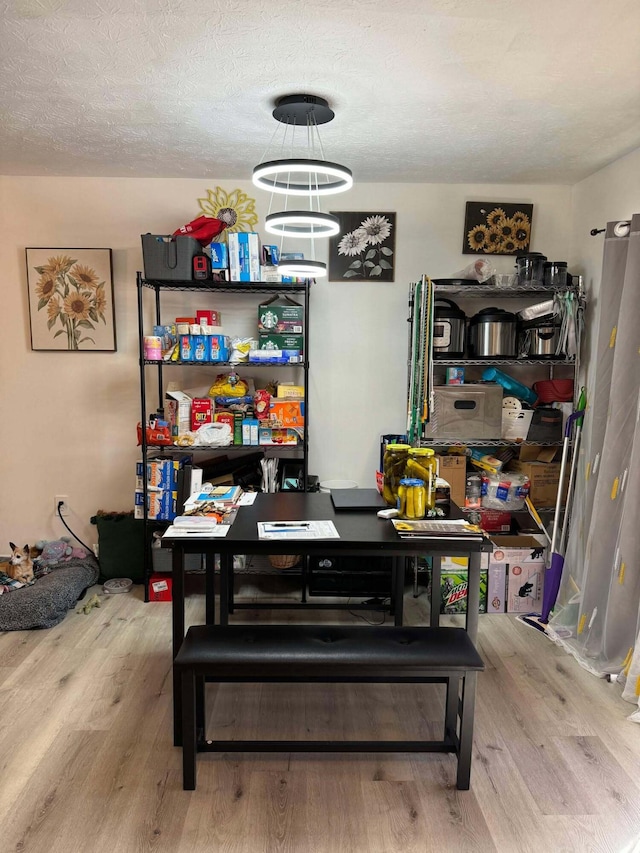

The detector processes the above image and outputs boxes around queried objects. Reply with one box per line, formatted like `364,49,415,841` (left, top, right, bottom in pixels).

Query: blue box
179,335,194,362
134,489,177,521
192,335,208,362
209,242,228,269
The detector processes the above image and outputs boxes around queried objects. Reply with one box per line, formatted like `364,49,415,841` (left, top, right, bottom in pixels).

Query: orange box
268,400,305,427
149,573,172,602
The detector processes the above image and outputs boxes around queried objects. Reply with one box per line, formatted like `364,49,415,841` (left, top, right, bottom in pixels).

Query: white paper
163,524,231,538
237,491,258,506
257,520,340,540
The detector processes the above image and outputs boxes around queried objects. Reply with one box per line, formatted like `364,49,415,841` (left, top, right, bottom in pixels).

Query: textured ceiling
1,0,640,183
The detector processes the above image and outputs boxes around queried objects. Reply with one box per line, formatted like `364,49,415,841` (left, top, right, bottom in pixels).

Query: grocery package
481,471,530,511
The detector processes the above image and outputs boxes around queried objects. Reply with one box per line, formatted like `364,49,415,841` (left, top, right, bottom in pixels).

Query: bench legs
180,672,479,792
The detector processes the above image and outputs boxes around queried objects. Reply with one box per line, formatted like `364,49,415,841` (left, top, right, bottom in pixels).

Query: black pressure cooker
433,298,466,358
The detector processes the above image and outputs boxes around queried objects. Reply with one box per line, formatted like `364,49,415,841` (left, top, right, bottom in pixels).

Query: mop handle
550,411,582,554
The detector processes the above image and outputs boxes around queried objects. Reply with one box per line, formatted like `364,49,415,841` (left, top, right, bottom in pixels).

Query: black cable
347,597,389,625
56,503,97,559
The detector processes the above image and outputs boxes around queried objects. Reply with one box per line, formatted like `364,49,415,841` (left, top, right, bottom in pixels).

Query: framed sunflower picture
329,212,396,281
26,248,116,351
463,202,533,255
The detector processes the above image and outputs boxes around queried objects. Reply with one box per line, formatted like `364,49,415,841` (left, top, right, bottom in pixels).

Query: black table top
164,492,490,557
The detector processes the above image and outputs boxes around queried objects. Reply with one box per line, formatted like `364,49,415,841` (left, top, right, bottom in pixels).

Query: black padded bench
174,624,484,791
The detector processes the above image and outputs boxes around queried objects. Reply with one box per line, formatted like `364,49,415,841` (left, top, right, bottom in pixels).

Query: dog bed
0,557,100,631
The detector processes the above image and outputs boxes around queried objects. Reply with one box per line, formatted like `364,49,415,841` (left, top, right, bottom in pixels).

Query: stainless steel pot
468,307,517,358
521,320,562,358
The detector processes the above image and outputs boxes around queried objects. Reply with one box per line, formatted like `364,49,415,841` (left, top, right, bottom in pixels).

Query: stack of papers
391,519,482,538
257,520,340,540
163,523,230,538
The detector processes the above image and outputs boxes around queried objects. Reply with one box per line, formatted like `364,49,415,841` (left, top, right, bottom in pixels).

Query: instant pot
468,307,517,358
520,318,563,358
432,298,466,359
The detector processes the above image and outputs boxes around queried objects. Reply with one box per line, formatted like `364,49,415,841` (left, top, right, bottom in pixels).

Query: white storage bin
501,408,533,440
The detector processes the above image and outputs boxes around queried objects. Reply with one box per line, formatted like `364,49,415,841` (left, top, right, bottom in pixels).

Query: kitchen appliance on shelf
433,298,466,359
468,307,517,358
519,317,564,359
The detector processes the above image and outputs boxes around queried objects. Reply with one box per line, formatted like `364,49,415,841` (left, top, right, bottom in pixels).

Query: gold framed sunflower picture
26,248,116,351
463,202,533,255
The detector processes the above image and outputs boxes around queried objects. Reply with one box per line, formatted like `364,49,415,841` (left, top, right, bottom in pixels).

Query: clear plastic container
481,472,530,511
382,443,410,506
543,261,568,288
515,253,546,285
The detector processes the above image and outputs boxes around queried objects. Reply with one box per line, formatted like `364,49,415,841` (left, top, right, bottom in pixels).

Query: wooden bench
174,624,485,791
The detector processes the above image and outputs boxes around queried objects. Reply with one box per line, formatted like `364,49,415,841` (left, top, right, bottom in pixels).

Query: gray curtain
549,214,640,721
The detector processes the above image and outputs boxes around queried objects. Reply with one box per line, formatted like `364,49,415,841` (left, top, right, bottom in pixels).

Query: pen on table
270,522,310,528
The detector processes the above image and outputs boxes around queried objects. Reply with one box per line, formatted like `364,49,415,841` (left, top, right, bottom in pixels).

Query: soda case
422,555,488,613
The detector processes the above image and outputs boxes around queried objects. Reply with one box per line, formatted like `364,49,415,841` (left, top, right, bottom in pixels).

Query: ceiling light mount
272,94,334,125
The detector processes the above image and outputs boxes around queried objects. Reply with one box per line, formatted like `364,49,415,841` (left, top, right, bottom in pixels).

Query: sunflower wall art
463,202,533,255
26,248,116,351
329,212,396,281
197,186,258,239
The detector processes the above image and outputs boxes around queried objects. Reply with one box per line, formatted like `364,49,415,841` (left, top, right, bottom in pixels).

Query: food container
382,443,410,506
433,298,466,359
397,478,427,519
515,252,547,285
543,261,568,288
407,447,437,509
468,307,517,358
532,378,574,403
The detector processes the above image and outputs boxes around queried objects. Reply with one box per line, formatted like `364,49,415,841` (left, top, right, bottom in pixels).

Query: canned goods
382,443,410,506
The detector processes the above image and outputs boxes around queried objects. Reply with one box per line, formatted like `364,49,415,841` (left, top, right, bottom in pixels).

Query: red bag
173,215,227,247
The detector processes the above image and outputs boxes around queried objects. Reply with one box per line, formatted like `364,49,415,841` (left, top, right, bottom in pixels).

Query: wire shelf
433,358,575,367
418,438,565,448
433,282,577,298
141,279,308,294
143,359,306,368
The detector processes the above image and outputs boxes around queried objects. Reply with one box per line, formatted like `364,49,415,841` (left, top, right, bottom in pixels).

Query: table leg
413,556,419,598
220,553,231,625
172,543,186,747
430,554,441,628
465,552,480,644
393,557,404,626
205,552,216,625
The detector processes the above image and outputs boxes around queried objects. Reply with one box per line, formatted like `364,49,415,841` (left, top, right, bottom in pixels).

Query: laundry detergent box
491,535,546,613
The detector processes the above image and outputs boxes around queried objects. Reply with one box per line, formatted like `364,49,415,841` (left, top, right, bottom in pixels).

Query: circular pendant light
278,259,327,278
265,210,340,239
252,95,353,198
253,159,353,196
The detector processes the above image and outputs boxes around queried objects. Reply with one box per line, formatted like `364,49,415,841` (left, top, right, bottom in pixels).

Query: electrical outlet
55,495,69,517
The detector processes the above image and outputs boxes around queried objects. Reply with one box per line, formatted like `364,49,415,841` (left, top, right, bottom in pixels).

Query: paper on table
257,520,340,540
237,491,258,506
163,525,231,538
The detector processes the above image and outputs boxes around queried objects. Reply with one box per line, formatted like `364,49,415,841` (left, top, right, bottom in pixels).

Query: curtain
549,214,640,722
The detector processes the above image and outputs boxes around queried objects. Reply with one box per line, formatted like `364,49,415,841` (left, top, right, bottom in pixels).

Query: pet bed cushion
0,557,100,631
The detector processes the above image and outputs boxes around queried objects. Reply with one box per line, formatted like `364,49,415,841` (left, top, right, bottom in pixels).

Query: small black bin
527,407,563,443
141,234,200,280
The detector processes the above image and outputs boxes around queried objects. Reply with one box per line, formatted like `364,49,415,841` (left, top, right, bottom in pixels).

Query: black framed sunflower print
463,202,533,255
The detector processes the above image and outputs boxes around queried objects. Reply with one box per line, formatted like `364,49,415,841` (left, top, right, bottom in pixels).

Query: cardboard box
268,400,305,427
508,447,567,508
165,390,192,436
149,573,172,602
258,333,304,354
436,454,467,508
487,561,508,612
276,384,305,399
258,295,304,334
228,232,260,281
134,489,177,521
424,554,489,613
490,535,546,613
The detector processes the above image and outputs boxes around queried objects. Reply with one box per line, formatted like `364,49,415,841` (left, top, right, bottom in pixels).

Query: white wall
0,176,572,549
568,146,640,386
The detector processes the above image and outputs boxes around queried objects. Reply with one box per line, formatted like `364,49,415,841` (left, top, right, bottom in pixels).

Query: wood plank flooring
1,575,639,853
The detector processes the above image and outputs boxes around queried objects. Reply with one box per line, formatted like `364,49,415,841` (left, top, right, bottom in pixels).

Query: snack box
191,398,213,432
258,427,301,446
148,573,172,602
165,390,192,436
276,384,305,399
268,399,305,427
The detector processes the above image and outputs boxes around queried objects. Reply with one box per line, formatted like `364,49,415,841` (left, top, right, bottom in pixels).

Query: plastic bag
173,215,227,247
192,422,233,446
208,372,249,398
449,259,494,283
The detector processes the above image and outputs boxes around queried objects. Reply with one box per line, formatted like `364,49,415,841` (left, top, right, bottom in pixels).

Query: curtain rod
591,221,630,237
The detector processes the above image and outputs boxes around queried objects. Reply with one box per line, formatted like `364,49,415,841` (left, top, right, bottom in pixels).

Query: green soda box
423,555,488,613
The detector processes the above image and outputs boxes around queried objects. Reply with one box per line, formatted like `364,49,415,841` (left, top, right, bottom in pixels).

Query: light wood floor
1,575,639,853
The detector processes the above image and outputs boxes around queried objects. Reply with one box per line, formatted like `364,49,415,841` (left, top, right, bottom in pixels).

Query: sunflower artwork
329,212,396,281
197,186,258,240
463,202,533,255
26,248,116,351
